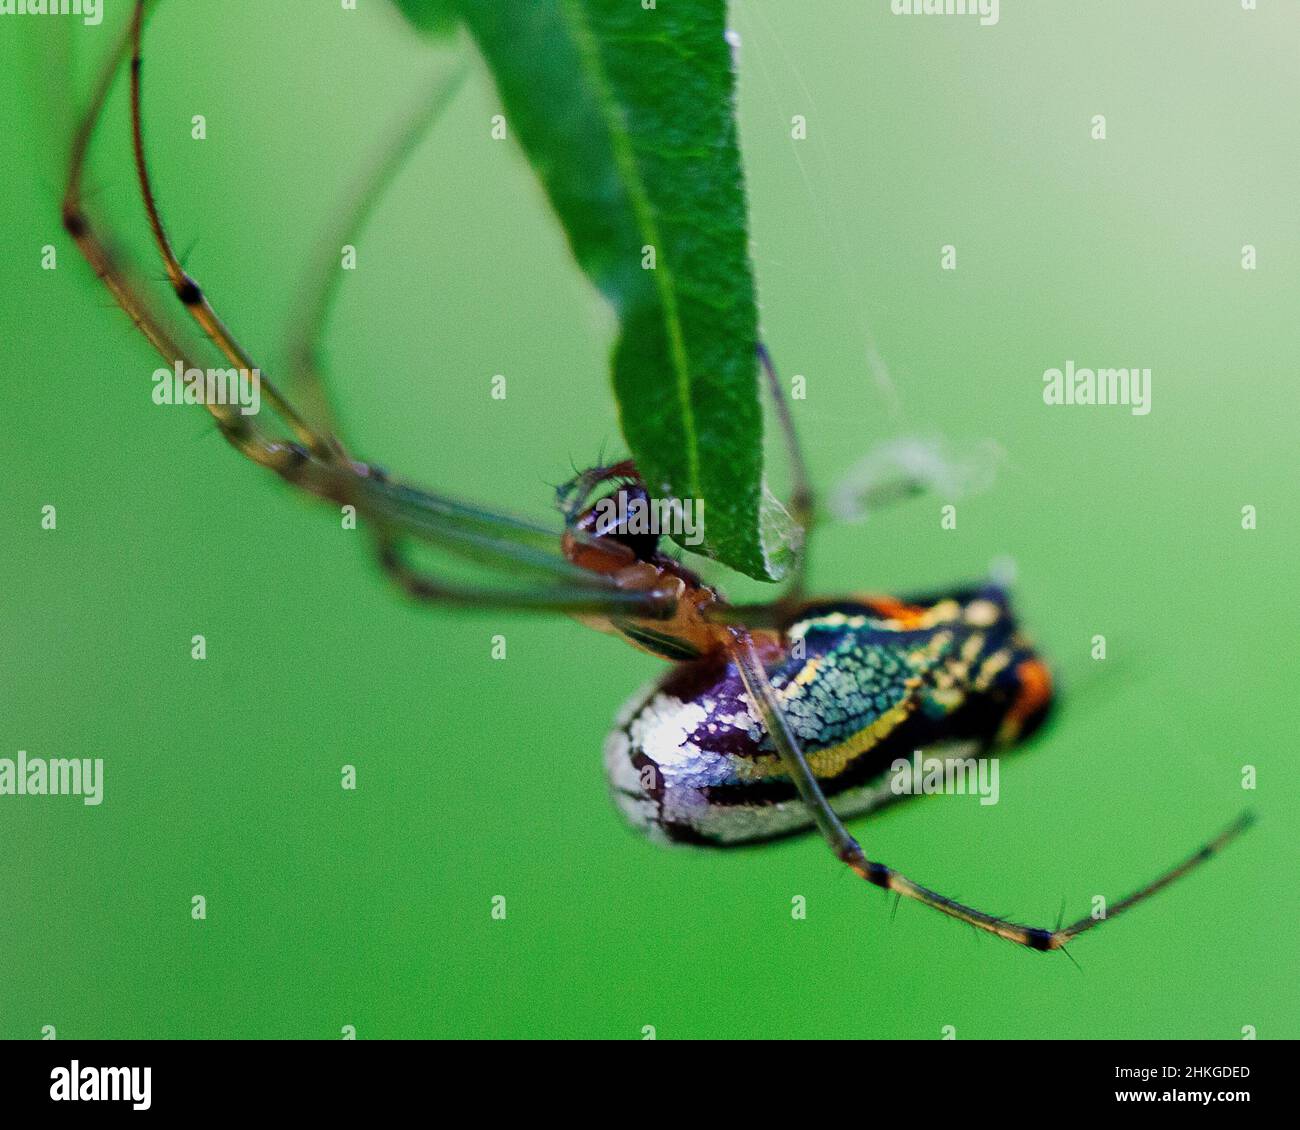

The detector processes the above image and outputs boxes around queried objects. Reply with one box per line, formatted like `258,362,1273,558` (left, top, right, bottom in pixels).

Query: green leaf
391,0,793,581
392,0,459,36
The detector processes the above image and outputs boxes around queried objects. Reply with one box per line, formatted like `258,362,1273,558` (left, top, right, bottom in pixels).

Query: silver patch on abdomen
604,681,979,846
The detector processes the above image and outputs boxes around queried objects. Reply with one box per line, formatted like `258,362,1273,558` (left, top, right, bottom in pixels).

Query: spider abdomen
604,585,1054,845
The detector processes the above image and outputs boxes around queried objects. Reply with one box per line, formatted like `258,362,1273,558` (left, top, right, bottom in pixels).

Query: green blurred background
1,0,1296,1039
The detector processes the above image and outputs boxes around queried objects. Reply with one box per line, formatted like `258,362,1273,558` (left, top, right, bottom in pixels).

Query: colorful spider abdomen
604,583,1054,845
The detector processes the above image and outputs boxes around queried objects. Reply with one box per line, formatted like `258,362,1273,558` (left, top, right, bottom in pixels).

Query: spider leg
125,1,335,460
263,45,572,610
283,55,469,442
758,342,813,603
730,345,941,627
378,542,676,616
61,8,673,620
758,343,814,537
255,29,648,608
702,346,817,629
726,626,1253,951
61,16,314,484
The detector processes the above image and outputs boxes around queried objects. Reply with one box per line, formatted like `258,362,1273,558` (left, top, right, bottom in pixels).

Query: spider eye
583,484,661,562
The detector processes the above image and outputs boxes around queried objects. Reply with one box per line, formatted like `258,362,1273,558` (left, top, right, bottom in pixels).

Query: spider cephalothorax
558,461,726,660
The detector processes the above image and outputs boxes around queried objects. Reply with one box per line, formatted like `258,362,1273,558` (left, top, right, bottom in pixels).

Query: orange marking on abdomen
862,594,929,628
1009,658,1053,725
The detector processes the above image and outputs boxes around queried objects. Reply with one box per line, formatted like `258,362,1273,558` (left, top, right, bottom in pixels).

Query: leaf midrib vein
560,0,701,499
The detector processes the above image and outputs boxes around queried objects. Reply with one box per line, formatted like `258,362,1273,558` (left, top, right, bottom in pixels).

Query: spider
61,1,1251,954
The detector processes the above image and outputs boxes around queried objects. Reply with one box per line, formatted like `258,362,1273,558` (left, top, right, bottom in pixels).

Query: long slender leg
66,29,612,583
271,49,486,603
61,12,673,620
61,19,319,483
732,348,979,628
704,345,817,629
126,0,335,461
758,343,813,604
757,343,814,534
284,59,469,440
727,626,1253,951
124,0,662,607
378,542,676,616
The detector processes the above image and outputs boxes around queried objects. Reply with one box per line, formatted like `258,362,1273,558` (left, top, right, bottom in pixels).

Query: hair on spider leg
69,176,113,206
1059,945,1084,972
558,440,612,483
973,914,1025,947
191,420,228,447
109,306,149,337
177,235,200,270
549,449,606,497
